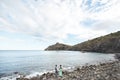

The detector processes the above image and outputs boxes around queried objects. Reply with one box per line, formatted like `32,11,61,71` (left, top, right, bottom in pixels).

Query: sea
0,50,116,80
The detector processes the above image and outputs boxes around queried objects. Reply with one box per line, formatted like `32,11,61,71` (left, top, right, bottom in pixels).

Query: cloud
0,0,120,46
0,36,9,41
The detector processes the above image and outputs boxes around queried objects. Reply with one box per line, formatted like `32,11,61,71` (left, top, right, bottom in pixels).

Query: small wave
25,71,49,78
0,74,20,80
0,66,76,80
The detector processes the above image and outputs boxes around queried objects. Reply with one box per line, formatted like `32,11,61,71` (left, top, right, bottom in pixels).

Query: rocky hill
45,31,120,53
70,31,120,53
45,42,72,51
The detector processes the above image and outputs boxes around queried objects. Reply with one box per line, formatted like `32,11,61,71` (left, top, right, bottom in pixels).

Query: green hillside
45,31,120,53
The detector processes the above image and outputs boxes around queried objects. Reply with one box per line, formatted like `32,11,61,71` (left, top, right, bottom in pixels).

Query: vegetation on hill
45,31,120,53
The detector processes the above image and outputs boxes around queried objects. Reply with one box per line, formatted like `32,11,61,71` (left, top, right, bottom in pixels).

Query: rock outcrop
45,31,120,53
45,42,72,51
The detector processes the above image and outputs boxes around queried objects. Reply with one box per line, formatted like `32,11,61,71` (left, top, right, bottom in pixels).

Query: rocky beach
17,59,120,80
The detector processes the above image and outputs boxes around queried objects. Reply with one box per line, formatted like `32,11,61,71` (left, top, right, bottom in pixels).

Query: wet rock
115,53,120,60
14,72,19,74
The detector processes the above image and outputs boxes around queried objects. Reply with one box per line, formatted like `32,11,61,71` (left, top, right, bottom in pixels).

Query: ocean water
0,50,115,80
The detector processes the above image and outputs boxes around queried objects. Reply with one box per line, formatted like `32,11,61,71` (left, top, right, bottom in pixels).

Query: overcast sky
0,0,120,50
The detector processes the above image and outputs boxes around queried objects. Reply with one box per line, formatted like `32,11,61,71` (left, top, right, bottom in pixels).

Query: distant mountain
45,42,72,51
45,31,120,53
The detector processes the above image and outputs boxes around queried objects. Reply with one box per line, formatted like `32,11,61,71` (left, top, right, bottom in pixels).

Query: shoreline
0,52,116,80
17,60,120,80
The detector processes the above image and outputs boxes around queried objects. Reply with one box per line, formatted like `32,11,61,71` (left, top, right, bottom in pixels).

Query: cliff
45,31,120,53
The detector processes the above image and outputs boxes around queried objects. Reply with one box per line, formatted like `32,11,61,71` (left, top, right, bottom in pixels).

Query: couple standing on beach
55,65,63,78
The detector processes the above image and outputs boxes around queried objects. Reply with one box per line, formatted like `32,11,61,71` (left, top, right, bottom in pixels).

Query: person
55,65,58,78
59,65,63,77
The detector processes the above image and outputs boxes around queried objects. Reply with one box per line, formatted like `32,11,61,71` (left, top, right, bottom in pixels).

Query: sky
0,0,120,50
